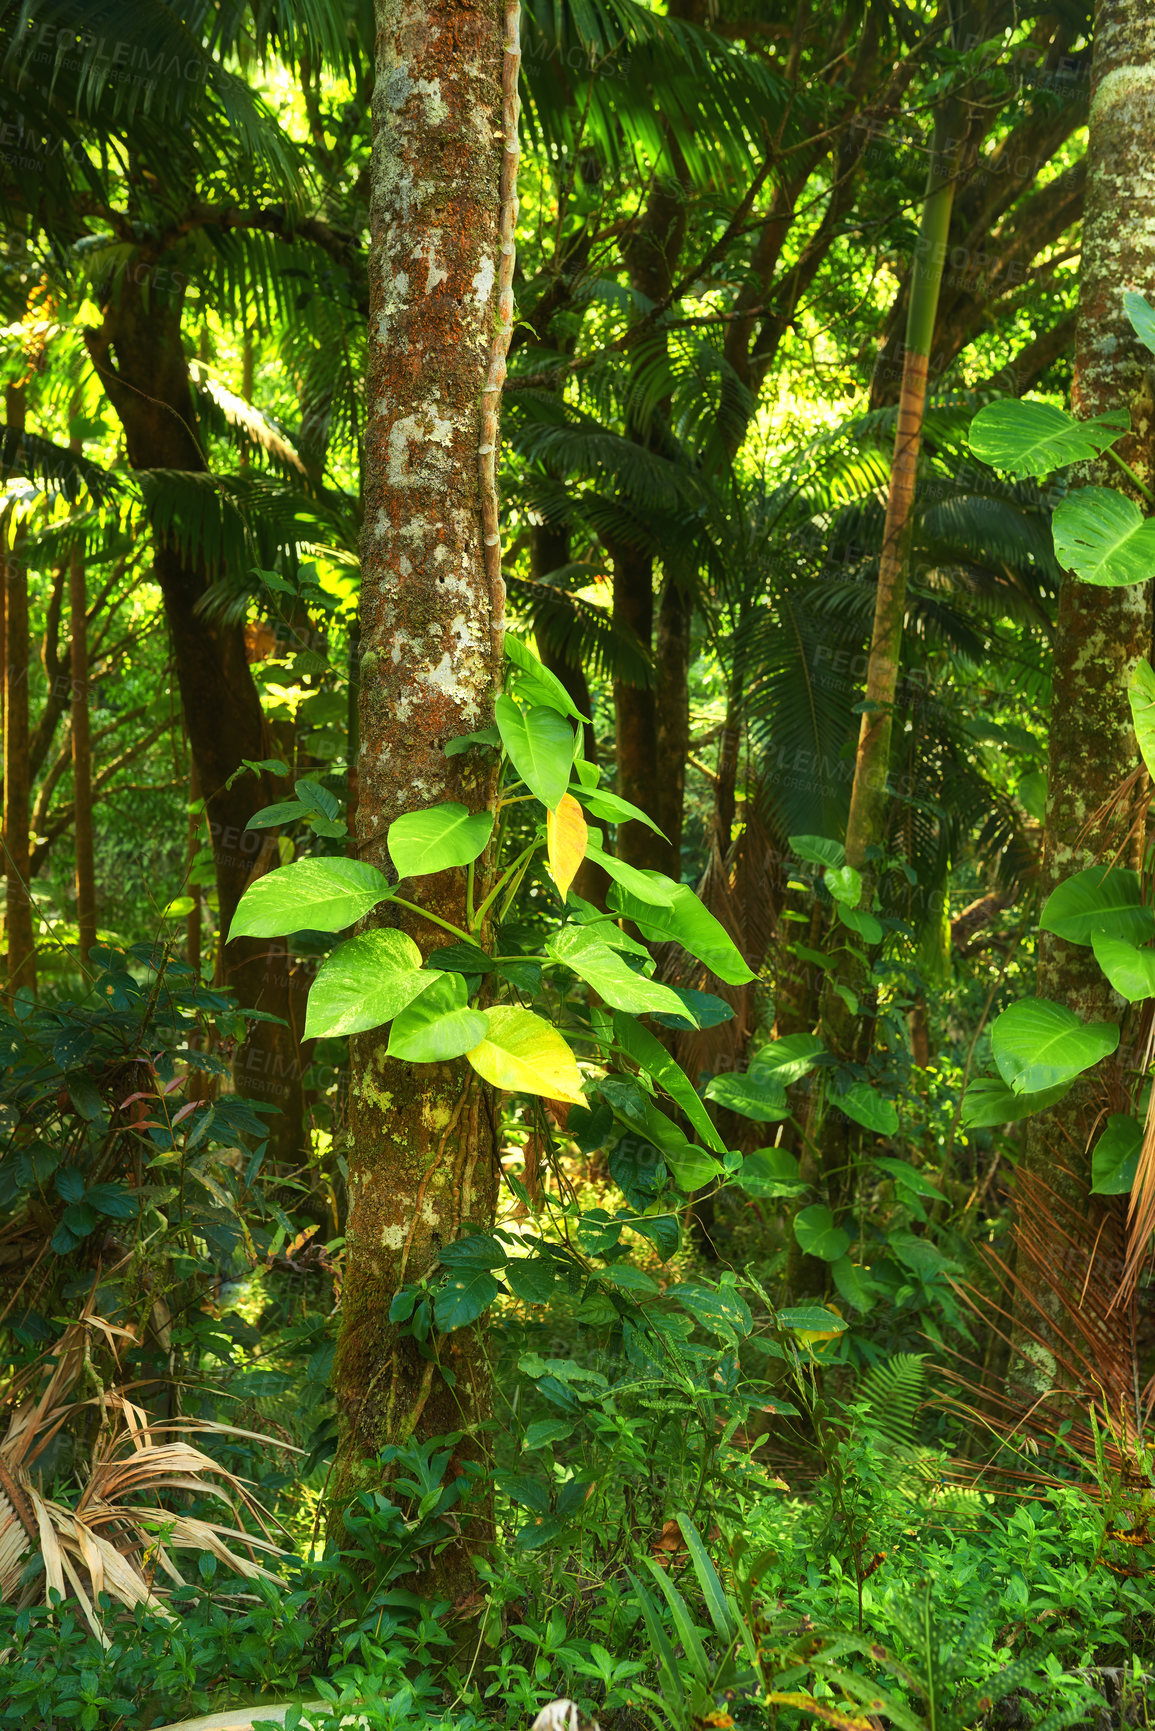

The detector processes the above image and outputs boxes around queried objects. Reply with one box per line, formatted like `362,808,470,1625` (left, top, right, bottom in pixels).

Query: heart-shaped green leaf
1125,290,1155,357
960,1076,1071,1128
1092,933,1155,1002
1091,1115,1142,1196
304,929,434,1039
992,996,1118,1094
793,1204,850,1263
1039,865,1153,946
495,694,576,810
386,972,490,1062
230,856,392,940
1130,659,1155,780
388,801,494,877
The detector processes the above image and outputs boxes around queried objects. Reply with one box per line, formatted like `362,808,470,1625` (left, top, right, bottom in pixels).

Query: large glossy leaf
968,399,1128,478
548,926,694,1022
230,856,392,939
751,1033,827,1085
793,1205,850,1263
495,694,575,810
992,996,1119,1094
837,1082,898,1136
388,802,494,877
1052,486,1155,587
504,633,586,721
1129,659,1155,779
585,842,677,906
608,881,755,984
1091,1114,1142,1195
1092,933,1155,1002
571,784,666,836
613,1012,726,1151
789,834,845,868
386,972,490,1062
703,1071,789,1122
434,1266,502,1331
1125,291,1155,357
959,1076,1071,1128
546,793,588,897
304,930,433,1039
466,1005,585,1102
1039,865,1153,946
824,865,862,906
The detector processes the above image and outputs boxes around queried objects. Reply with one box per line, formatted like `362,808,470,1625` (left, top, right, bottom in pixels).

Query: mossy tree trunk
330,0,517,1601
2,383,35,1000
1012,0,1155,1400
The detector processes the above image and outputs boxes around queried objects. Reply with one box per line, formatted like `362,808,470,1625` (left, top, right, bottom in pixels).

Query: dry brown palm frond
938,1165,1154,1489
0,1312,300,1640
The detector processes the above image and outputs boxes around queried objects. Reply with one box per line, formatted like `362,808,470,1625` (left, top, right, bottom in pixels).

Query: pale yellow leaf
466,1005,585,1105
546,794,588,900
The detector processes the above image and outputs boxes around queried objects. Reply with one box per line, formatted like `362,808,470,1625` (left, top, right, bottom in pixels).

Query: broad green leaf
703,1071,789,1122
1052,486,1155,587
793,1204,850,1262
524,1419,573,1450
386,972,489,1062
1092,933,1155,1002
495,1471,551,1514
230,856,392,940
84,1183,137,1220
890,1232,953,1283
425,942,495,974
789,834,845,868
444,724,502,757
613,1012,726,1151
434,1266,502,1331
831,1256,876,1313
992,996,1119,1094
495,694,575,809
1039,865,1153,946
751,1033,827,1085
825,865,862,906
388,801,494,877
1129,659,1155,780
734,1148,803,1198
837,1082,898,1136
959,1076,1071,1128
295,778,339,820
608,882,755,984
586,843,677,906
466,1005,586,1103
1124,291,1155,357
968,399,1128,478
549,926,695,1022
304,929,432,1039
650,987,735,1031
1091,1115,1142,1195
664,1147,724,1191
776,1305,846,1335
547,792,588,897
670,1281,752,1339
505,1259,558,1305
504,633,586,720
837,903,884,944
564,916,652,960
245,799,306,831
570,784,667,836
872,1157,941,1200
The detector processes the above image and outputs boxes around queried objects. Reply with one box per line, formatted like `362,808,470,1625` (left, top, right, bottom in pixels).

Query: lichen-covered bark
1015,0,1155,1398
331,0,514,1591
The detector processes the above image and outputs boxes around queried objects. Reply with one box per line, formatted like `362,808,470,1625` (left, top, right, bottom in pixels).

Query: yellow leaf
466,1005,585,1104
546,793,588,899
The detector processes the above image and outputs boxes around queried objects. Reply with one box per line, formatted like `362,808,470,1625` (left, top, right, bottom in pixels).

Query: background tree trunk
2,383,35,999
68,545,97,968
84,272,306,1159
330,0,516,1602
1013,0,1155,1398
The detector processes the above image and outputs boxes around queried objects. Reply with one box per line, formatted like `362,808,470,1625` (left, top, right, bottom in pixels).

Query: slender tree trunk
654,578,691,876
330,0,517,1598
68,545,97,968
2,384,35,999
609,537,665,870
1012,0,1155,1399
843,100,961,873
84,272,306,1159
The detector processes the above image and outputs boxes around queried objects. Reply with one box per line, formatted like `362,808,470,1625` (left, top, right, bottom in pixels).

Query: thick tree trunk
330,0,516,1599
68,546,97,968
1013,0,1155,1398
84,272,305,1158
2,384,35,999
654,577,691,876
609,538,666,872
